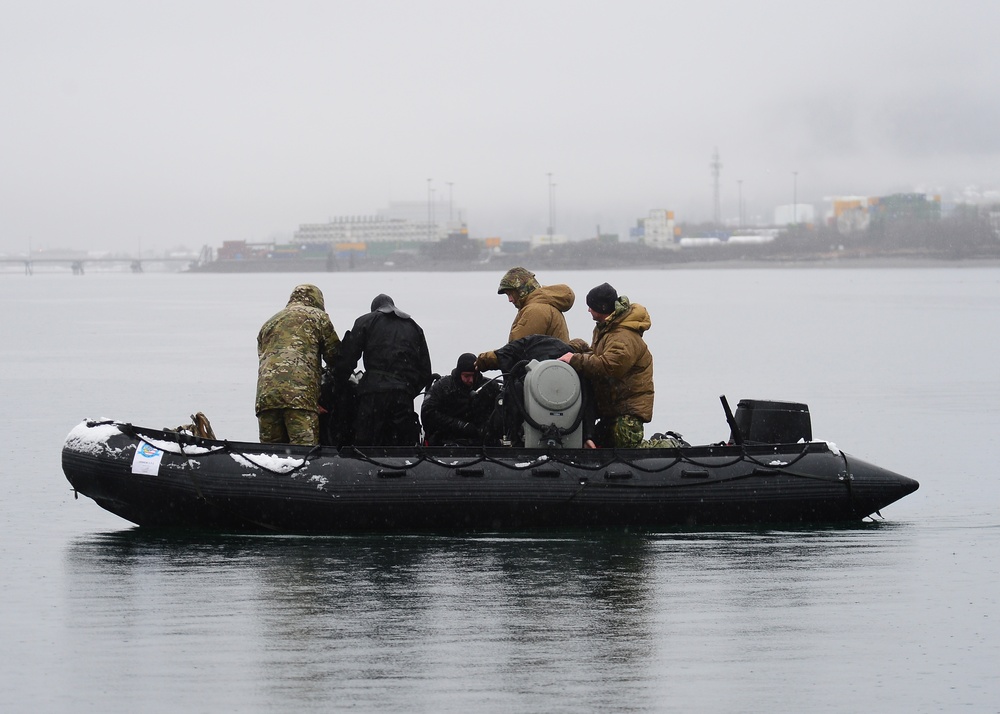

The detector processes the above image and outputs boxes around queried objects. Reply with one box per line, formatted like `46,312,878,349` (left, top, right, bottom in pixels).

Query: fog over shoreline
2,1,998,254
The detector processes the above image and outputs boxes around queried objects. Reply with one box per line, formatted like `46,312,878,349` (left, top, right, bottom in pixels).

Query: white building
292,201,455,246
293,215,444,245
774,203,816,226
678,236,724,247
639,209,679,250
825,196,872,234
989,205,1000,238
530,233,569,250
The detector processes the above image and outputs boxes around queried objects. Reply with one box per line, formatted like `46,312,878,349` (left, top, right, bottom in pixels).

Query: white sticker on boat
131,441,165,475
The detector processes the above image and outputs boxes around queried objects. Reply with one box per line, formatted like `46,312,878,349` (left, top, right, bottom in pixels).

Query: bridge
0,246,211,275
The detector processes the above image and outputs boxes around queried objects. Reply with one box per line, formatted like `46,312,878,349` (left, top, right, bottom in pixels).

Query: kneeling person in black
421,353,500,446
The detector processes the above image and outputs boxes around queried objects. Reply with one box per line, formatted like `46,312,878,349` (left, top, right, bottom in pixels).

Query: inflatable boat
62,395,919,532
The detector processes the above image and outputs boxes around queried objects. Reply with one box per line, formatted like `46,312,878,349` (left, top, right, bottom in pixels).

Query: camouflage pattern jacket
568,297,654,422
255,284,341,415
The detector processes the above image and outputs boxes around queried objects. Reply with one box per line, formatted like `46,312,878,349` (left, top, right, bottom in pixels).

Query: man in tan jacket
558,282,653,449
476,267,575,370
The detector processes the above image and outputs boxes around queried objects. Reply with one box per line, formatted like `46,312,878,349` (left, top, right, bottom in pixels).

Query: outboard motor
733,399,812,444
521,359,584,448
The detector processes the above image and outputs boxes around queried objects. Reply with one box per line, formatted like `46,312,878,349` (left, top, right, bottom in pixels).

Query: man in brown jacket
476,267,575,370
558,282,653,448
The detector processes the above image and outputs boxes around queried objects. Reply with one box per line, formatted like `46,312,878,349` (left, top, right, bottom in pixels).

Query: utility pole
737,179,744,228
547,173,555,236
792,171,798,225
447,182,454,223
710,148,723,225
427,178,433,241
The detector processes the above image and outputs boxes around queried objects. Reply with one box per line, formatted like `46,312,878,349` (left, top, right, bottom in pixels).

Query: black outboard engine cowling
734,399,811,444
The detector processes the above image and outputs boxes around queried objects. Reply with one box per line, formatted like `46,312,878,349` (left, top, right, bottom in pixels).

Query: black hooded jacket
335,295,433,397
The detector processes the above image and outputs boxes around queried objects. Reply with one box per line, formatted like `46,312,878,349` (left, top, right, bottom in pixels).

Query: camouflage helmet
497,267,539,296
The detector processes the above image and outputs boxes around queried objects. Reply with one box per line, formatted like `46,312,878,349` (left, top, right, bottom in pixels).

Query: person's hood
287,284,325,310
605,297,651,335
522,283,575,312
371,293,411,319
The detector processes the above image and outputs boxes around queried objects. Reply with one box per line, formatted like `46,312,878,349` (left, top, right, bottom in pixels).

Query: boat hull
62,420,919,532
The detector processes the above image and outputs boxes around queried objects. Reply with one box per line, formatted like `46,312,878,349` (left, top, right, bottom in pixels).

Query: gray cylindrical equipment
522,359,583,448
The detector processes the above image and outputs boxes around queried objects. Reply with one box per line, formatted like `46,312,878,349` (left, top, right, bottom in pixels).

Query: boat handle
531,467,560,478
377,469,407,479
456,467,485,477
604,470,633,480
681,469,710,479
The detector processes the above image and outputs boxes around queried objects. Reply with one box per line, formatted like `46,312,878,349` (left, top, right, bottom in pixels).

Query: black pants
354,391,420,446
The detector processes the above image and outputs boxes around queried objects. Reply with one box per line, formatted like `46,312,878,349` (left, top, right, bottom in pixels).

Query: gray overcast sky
2,0,998,254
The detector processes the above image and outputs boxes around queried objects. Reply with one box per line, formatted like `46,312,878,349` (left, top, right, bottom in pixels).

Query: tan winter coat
508,283,575,342
569,299,654,422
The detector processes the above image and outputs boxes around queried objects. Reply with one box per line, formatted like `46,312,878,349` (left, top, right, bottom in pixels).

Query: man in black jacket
335,294,433,446
421,353,501,446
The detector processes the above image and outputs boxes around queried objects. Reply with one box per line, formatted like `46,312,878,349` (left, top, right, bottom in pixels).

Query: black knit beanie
586,283,618,314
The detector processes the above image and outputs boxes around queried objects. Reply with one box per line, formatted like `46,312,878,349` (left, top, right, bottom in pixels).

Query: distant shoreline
5,252,999,275
642,256,1000,270
184,253,1000,273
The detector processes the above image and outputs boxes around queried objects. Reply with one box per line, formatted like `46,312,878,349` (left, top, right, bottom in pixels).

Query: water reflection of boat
62,411,918,532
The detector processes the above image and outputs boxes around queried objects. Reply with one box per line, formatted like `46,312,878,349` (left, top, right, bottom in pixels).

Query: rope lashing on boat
101,418,807,480
95,420,850,489
230,444,322,477
121,421,321,478
281,441,826,483
336,433,810,475
338,442,845,489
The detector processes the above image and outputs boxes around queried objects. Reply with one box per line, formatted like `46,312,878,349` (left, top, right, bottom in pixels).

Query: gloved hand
476,352,499,371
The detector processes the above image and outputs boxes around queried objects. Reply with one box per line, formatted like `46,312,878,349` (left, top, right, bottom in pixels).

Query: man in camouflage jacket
255,284,341,445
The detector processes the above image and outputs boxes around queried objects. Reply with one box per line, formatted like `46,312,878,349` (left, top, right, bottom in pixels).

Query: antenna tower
710,147,722,225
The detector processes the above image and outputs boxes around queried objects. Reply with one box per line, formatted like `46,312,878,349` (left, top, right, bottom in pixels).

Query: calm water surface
1,267,997,712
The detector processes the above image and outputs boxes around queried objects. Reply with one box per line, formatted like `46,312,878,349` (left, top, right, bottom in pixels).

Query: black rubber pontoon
62,419,918,532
